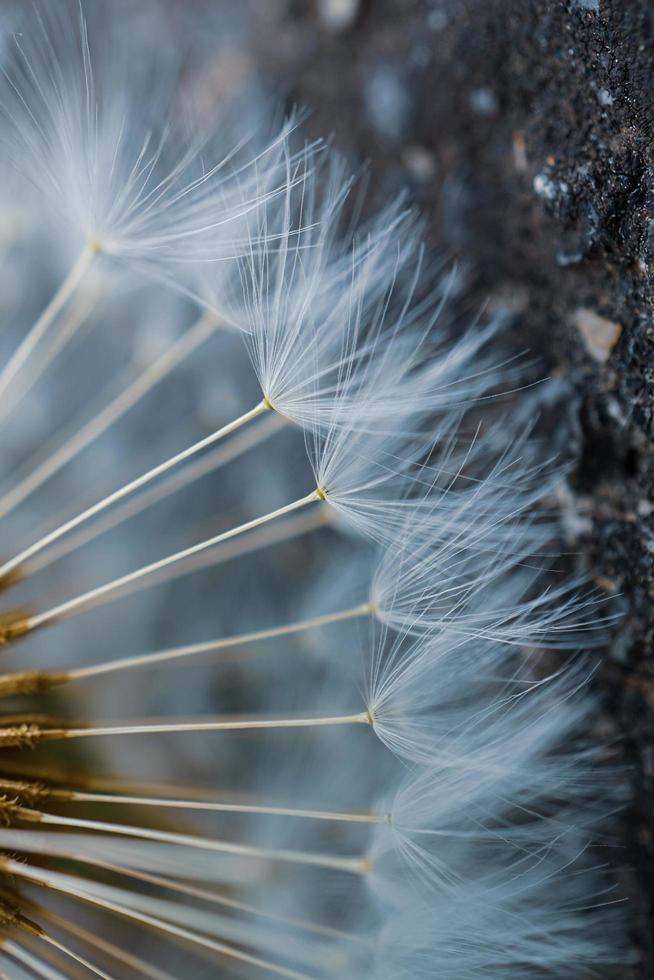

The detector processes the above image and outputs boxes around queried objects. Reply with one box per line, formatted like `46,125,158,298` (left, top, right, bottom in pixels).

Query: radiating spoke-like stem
25,808,368,873
38,934,114,980
0,309,221,523
59,788,385,825
37,907,173,980
87,502,332,603
0,398,271,582
0,596,359,696
21,807,366,875
40,710,371,741
0,285,97,425
5,861,318,980
4,940,66,980
26,489,320,630
6,838,368,949
26,411,286,575
0,246,95,405
69,602,371,680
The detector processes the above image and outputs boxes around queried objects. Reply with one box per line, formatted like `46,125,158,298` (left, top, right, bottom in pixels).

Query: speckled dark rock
243,0,653,973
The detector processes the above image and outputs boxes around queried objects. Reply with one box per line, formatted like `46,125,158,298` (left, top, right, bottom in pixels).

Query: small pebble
573,308,622,363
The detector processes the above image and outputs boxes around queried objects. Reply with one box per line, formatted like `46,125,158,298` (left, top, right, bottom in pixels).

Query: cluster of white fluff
0,2,623,978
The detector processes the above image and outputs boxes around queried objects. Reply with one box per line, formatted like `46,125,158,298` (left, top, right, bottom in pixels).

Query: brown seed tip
0,724,46,750
0,569,23,596
0,900,45,939
16,913,45,938
0,780,50,807
0,614,32,648
7,804,42,826
0,671,69,699
0,796,39,827
0,897,22,933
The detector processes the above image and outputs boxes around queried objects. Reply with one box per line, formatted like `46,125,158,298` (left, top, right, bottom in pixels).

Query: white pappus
0,2,624,978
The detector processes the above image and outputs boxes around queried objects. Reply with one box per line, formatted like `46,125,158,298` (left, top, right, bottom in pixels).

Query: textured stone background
174,0,652,971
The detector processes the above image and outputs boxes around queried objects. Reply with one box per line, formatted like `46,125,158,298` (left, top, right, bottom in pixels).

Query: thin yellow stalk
26,411,286,575
0,284,97,424
0,309,221,522
0,398,271,583
30,807,368,874
102,864,369,950
42,710,370,741
89,503,332,606
69,602,371,680
61,788,385,825
26,485,319,631
0,246,95,403
3,940,64,980
36,907,173,980
10,841,367,949
38,935,114,980
4,861,317,980
9,934,71,980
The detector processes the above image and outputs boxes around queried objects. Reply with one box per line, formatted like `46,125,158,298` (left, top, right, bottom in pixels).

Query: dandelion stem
36,907,173,980
68,603,372,680
40,710,371,741
114,868,369,949
2,904,114,980
23,808,367,873
77,503,332,602
4,861,313,980
26,489,321,629
0,285,97,425
0,397,271,582
0,245,95,404
0,309,221,523
57,789,385,825
26,412,286,575
13,840,367,949
3,940,65,980
37,934,114,980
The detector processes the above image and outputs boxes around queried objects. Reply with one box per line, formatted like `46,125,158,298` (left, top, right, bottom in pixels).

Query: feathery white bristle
0,1,624,976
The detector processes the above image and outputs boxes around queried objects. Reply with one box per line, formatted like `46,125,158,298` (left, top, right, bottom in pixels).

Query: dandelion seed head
0,1,625,974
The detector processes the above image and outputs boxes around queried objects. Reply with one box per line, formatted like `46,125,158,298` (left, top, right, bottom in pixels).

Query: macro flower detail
0,2,624,978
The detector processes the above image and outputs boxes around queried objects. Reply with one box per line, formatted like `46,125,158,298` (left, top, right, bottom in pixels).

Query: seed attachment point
0,724,45,750
0,614,33,648
0,569,23,596
0,671,69,699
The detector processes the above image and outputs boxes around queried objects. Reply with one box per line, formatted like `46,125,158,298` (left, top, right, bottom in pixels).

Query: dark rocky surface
242,1,653,973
